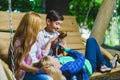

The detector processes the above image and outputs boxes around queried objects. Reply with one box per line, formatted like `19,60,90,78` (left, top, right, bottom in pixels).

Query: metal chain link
8,0,15,80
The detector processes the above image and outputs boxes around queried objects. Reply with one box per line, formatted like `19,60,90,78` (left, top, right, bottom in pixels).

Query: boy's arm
56,46,59,55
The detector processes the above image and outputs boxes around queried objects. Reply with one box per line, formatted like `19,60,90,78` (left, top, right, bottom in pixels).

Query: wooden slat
90,66,120,80
0,62,8,80
0,59,15,80
1,11,120,80
0,41,85,53
0,32,85,56
66,32,81,36
67,44,85,50
0,32,10,50
0,32,10,40
0,11,79,32
0,32,12,58
0,11,24,31
66,37,84,44
0,31,85,45
59,16,79,31
0,32,85,48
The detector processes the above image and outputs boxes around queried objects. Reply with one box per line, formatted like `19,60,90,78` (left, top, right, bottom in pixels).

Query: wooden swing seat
0,11,120,80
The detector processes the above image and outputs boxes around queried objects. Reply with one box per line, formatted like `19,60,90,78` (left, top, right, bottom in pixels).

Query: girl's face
48,56,62,69
47,19,63,32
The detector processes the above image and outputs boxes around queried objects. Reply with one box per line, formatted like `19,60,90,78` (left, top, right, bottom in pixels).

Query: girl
36,37,119,80
8,11,57,80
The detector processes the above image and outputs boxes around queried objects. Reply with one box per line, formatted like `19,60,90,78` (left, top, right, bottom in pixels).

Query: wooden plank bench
0,11,120,80
0,11,86,62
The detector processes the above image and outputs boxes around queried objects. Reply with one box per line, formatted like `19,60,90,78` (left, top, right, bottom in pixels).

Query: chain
8,0,15,80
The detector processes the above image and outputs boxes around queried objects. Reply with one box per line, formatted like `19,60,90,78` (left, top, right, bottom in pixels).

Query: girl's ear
46,19,50,25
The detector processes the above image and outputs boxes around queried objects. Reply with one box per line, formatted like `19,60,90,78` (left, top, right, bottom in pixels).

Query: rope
8,0,15,80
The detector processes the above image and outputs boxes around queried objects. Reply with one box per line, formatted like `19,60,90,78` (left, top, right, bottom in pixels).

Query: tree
0,0,42,13
68,0,102,30
90,0,118,60
90,0,116,45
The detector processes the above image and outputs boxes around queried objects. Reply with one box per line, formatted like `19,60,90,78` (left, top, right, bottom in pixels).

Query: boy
37,10,64,55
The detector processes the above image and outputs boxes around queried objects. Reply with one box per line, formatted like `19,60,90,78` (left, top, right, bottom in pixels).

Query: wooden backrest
0,11,85,62
0,11,79,32
1,11,119,80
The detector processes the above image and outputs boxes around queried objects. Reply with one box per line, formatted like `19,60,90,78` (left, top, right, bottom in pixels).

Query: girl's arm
44,36,58,55
14,40,42,74
44,39,52,55
19,61,40,73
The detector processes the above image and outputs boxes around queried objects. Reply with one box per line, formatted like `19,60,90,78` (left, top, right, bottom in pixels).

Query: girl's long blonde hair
34,56,66,80
8,11,41,78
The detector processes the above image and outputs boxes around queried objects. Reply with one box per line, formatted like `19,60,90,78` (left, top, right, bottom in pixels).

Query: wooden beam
91,66,120,80
0,11,79,32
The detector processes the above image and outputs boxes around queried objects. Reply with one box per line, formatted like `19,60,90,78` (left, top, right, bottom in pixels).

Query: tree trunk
90,0,116,45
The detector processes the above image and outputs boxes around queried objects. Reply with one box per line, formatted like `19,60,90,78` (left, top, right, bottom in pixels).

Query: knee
87,37,96,43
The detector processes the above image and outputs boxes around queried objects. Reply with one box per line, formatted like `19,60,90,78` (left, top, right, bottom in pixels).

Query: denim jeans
70,73,83,80
23,72,53,80
85,37,112,72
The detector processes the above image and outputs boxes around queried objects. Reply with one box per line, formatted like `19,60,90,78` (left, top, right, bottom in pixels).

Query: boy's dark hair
46,10,64,21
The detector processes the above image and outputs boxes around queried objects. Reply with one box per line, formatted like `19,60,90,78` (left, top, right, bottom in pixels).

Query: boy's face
47,19,63,32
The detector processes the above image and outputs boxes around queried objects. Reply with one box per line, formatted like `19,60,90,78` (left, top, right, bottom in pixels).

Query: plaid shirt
15,39,46,80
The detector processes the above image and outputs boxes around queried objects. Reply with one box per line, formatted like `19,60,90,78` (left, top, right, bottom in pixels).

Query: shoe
100,65,111,73
110,54,119,68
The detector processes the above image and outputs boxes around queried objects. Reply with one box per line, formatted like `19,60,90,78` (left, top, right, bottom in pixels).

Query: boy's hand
50,36,58,49
59,43,66,49
50,36,58,42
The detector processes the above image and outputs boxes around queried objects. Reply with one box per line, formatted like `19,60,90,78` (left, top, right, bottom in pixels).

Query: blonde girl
34,56,66,80
8,11,56,80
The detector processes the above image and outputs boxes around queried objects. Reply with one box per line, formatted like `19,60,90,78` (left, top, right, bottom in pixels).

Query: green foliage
68,0,102,30
29,0,42,13
104,1,120,46
0,0,8,11
117,0,120,15
68,0,120,46
0,0,42,13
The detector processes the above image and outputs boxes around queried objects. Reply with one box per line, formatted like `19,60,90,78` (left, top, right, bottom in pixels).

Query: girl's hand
59,43,66,49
